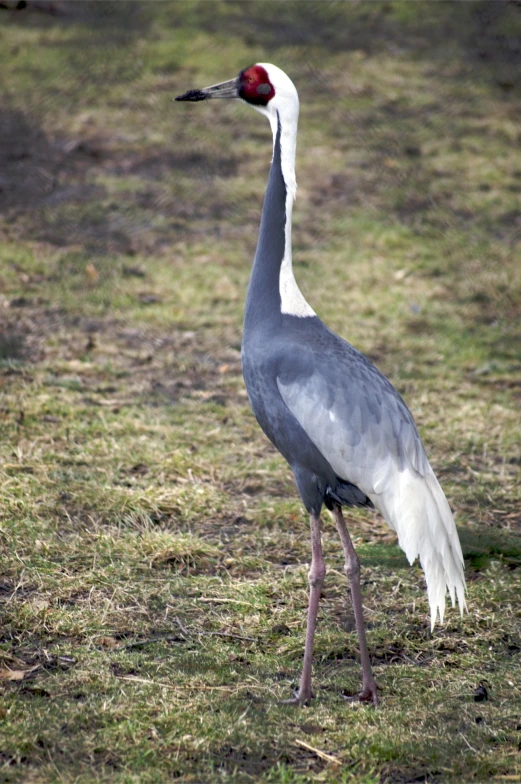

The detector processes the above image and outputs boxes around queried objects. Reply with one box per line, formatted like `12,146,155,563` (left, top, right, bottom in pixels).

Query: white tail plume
372,464,466,630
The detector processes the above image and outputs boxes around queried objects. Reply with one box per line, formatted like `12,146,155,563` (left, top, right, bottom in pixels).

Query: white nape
253,63,316,319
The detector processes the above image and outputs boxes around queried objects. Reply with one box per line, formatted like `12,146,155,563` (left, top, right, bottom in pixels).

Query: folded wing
277,357,466,628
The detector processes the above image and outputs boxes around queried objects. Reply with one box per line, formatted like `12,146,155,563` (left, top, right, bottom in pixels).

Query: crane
176,63,466,706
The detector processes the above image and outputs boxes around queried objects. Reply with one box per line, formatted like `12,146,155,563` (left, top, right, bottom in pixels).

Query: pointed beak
175,77,238,102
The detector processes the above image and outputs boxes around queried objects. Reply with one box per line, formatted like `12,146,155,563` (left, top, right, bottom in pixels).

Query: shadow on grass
459,526,521,570
361,528,521,571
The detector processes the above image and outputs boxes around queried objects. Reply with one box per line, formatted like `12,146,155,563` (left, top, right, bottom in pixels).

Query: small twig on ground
400,652,435,666
196,597,257,606
195,630,258,642
115,675,272,694
0,651,29,667
294,738,340,765
116,675,183,692
123,635,186,650
118,621,257,650
175,617,257,643
175,617,190,639
459,732,478,754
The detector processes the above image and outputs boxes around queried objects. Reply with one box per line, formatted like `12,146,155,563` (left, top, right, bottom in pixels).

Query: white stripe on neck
268,110,315,319
280,195,315,317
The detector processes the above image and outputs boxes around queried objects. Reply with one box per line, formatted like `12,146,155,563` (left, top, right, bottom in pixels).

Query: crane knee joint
308,566,326,588
344,554,360,581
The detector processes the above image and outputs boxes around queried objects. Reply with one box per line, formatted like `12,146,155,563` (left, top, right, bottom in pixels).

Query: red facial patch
238,64,275,106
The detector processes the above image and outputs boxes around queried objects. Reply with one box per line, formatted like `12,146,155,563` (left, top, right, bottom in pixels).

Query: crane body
176,63,466,705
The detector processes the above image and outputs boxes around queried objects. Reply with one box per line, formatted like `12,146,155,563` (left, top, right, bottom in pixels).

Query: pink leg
332,505,378,706
289,512,325,705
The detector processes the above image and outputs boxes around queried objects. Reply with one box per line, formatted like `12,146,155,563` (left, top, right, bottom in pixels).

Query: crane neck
266,108,297,205
244,109,315,331
269,108,315,319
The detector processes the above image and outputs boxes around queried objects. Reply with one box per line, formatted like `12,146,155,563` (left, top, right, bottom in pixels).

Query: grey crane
176,63,466,706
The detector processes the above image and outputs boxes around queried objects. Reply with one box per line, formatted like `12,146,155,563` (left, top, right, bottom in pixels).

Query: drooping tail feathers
373,464,467,630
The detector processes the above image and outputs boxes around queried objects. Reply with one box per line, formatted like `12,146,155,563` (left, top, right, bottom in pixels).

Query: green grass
0,2,520,782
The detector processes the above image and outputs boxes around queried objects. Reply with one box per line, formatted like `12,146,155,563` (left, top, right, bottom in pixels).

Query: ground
0,2,520,782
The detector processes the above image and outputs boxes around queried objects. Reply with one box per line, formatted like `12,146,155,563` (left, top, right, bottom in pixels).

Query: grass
0,1,520,782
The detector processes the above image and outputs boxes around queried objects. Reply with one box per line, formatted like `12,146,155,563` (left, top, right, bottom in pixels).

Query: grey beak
175,77,238,102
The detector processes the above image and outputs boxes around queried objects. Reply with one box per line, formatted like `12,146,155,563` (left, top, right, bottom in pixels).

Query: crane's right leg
332,504,378,706
287,512,325,705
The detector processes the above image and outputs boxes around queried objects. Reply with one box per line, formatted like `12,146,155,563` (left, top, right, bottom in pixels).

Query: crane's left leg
285,512,325,705
332,504,378,706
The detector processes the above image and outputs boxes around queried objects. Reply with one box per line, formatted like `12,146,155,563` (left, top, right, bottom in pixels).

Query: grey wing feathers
276,353,429,497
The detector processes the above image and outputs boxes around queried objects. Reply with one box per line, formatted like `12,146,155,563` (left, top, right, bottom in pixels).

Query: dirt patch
107,149,237,180
2,0,151,34
0,104,239,255
0,107,79,213
222,0,521,70
382,765,441,784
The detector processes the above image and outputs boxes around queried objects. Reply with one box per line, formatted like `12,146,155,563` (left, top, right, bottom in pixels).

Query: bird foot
280,688,313,706
342,685,378,707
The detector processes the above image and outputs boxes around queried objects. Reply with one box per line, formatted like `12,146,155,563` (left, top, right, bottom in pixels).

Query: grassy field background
1,1,520,782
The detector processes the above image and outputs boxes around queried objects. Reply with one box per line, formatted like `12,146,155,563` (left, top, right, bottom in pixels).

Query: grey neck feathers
244,113,315,336
243,117,287,332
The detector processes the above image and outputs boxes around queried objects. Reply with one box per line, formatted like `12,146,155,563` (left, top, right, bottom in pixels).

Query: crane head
176,64,296,114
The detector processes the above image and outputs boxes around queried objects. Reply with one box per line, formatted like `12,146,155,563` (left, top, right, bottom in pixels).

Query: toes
341,687,378,706
359,686,378,706
280,688,313,706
